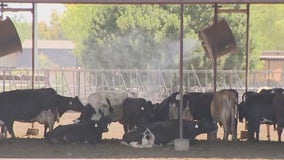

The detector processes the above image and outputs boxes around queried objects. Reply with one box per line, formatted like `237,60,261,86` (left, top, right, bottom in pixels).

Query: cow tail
234,99,238,120
106,98,114,113
55,107,60,123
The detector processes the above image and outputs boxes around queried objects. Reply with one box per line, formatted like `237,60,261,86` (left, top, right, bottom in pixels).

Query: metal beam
1,0,284,4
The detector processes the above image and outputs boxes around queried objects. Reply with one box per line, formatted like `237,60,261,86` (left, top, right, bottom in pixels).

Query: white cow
87,91,138,122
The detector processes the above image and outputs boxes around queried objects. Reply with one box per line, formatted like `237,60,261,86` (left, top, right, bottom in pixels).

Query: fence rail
0,68,282,103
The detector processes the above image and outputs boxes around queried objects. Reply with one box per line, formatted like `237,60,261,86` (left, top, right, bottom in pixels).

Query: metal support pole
179,3,184,139
245,4,250,92
32,3,35,89
213,4,218,93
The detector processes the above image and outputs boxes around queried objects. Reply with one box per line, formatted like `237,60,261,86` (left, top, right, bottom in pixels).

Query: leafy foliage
12,4,284,70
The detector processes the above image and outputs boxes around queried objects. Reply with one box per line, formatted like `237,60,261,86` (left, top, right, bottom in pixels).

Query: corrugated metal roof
260,50,284,61
22,40,75,49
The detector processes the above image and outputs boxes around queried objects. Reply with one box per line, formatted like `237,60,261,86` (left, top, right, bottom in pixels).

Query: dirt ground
1,112,284,159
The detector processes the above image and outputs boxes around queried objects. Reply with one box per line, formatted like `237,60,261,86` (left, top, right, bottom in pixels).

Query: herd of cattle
0,87,284,148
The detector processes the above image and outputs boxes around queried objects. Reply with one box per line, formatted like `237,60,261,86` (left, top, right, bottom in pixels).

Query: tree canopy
12,4,284,70
60,4,262,70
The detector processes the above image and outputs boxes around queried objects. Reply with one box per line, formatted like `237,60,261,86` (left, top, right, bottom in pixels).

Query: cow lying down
122,119,217,148
45,116,110,144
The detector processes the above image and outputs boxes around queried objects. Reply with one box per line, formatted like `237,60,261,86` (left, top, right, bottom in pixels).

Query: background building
0,40,77,68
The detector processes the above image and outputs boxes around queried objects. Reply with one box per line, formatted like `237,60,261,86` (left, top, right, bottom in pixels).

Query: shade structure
0,16,23,57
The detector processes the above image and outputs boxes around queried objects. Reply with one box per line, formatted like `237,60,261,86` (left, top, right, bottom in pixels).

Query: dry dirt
0,112,284,159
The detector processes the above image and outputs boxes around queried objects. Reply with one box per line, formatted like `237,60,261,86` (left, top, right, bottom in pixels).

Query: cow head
69,96,84,112
74,104,107,123
56,95,84,117
74,104,96,123
238,101,246,123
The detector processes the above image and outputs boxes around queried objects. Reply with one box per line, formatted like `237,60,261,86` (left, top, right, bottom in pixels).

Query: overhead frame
1,0,284,4
0,0,281,146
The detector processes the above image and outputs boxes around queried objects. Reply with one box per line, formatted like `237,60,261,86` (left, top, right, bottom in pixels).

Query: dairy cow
272,93,284,142
184,92,214,122
45,116,111,144
120,97,156,133
0,88,84,138
122,119,218,148
86,91,138,122
210,89,238,141
154,92,192,122
238,92,276,141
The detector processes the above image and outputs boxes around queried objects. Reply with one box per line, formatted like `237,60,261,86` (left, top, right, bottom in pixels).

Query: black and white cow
86,91,138,122
0,88,84,138
45,116,111,144
122,119,217,148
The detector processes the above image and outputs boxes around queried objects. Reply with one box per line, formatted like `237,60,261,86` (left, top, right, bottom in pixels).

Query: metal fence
0,68,283,103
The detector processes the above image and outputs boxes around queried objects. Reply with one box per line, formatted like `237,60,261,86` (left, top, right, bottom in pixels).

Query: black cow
120,97,156,133
122,119,217,148
0,88,84,138
74,103,100,123
154,92,180,121
272,93,284,142
238,92,276,141
45,116,111,144
184,92,214,122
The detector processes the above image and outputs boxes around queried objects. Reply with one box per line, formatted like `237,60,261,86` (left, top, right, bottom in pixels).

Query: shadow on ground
0,138,284,159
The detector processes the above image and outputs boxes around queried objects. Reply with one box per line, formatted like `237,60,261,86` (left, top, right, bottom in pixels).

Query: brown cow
210,89,238,141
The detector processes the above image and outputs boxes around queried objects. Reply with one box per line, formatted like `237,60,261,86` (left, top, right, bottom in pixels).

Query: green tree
60,4,264,70
39,10,66,40
12,16,32,42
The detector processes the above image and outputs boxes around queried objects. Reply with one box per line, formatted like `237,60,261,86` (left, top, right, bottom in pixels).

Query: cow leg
277,126,283,142
255,124,261,142
5,121,15,138
223,129,229,141
266,124,271,141
123,123,129,133
223,122,229,141
231,118,237,141
45,117,56,137
44,124,49,137
247,121,256,142
1,126,7,138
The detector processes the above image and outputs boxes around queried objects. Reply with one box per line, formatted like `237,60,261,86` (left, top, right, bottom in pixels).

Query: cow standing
184,92,214,122
210,89,238,141
154,92,192,122
272,93,284,142
120,97,156,133
238,92,276,141
182,92,215,140
86,91,138,122
0,88,84,138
